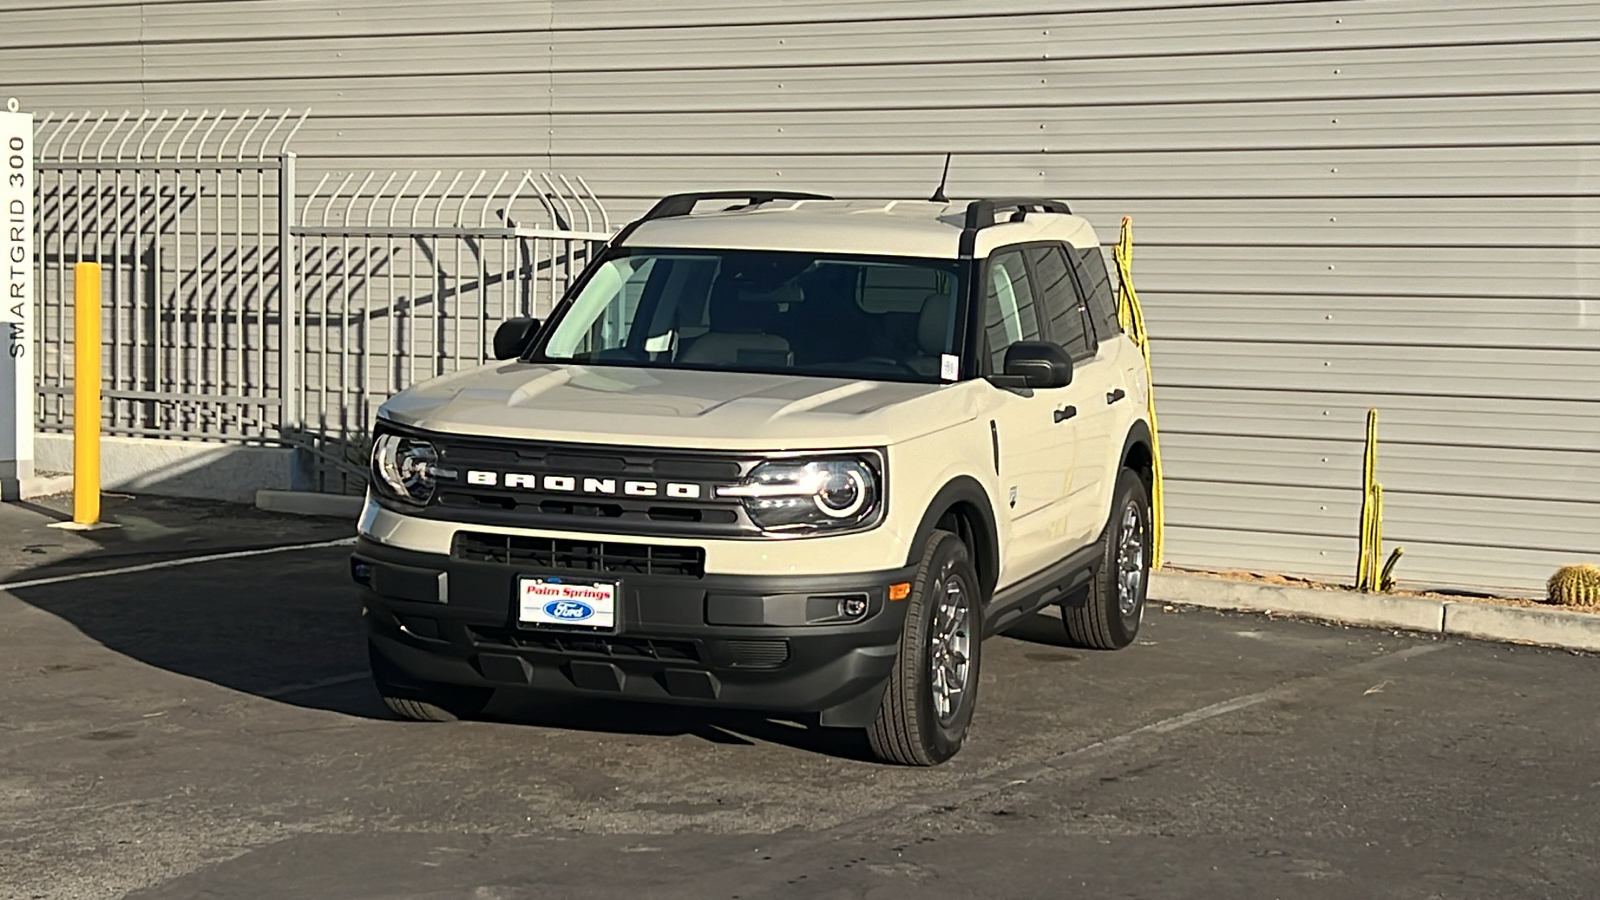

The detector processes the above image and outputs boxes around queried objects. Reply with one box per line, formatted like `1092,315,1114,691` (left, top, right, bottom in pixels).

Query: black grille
422,434,757,537
452,531,705,579
718,639,791,669
467,625,700,663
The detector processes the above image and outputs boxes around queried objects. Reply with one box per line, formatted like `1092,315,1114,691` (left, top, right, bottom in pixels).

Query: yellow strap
1357,409,1380,591
1113,217,1164,568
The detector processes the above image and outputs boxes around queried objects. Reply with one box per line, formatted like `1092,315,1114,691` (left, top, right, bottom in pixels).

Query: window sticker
940,354,960,382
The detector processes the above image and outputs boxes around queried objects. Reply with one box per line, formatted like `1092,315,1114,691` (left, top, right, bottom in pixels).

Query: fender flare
1106,419,1157,541
904,476,1000,598
1120,418,1153,468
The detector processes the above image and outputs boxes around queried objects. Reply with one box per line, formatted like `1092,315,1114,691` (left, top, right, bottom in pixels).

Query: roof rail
963,198,1072,230
642,190,834,222
609,189,834,247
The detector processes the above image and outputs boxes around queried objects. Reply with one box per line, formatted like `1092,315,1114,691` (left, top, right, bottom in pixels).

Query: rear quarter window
1073,246,1121,341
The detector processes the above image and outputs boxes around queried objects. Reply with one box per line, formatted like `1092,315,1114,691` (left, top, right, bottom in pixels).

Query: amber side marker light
888,582,912,602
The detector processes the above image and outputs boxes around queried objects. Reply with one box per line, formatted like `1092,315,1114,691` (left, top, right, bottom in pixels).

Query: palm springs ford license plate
518,576,617,630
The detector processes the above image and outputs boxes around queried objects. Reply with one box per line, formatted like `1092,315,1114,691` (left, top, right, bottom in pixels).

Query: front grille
422,434,758,537
467,625,700,663
453,531,706,579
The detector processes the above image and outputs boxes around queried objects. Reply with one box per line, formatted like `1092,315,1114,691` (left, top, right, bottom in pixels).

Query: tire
1064,468,1152,651
368,641,494,722
868,529,983,766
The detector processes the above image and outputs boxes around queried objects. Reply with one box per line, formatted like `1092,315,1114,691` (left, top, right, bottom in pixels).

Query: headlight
717,456,881,533
371,432,442,505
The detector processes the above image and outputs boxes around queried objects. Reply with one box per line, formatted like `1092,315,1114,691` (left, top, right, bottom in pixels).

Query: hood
377,363,979,450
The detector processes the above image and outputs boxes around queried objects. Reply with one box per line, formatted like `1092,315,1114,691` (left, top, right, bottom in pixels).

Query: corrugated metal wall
5,0,1597,594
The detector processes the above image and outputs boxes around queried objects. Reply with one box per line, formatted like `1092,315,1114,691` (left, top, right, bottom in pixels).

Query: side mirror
1001,341,1073,389
493,317,541,361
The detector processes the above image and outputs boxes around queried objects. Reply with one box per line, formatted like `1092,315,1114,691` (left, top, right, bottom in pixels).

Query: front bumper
354,537,915,727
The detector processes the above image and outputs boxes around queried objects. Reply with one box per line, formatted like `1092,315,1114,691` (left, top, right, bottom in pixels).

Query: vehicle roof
619,199,1102,260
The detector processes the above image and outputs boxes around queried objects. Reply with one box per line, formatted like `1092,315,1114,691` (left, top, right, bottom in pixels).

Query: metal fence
34,109,304,442
292,169,611,491
32,109,612,492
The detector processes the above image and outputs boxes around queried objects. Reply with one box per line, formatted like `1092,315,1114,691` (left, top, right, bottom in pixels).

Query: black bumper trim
355,537,915,724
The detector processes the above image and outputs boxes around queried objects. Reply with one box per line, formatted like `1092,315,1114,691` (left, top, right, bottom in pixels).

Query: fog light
839,597,868,619
351,560,374,586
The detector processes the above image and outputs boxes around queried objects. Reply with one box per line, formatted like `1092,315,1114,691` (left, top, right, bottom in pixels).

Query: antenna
929,153,952,203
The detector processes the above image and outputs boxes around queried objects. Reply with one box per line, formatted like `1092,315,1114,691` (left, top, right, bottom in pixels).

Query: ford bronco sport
354,191,1156,765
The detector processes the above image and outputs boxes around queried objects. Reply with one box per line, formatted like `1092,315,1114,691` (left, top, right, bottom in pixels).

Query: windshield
535,248,967,384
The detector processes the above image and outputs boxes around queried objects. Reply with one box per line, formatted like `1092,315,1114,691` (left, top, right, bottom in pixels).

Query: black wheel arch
905,476,999,601
1120,419,1155,498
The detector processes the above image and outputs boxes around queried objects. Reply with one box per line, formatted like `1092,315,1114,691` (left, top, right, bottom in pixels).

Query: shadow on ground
0,493,911,759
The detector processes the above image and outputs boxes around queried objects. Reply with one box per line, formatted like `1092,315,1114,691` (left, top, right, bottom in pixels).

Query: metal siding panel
1153,341,1600,402
1160,433,1600,504
1166,482,1599,556
1,0,1596,595
529,148,1600,200
549,0,1278,28
547,44,1600,113
136,34,548,81
139,1,555,41
1072,198,1600,249
544,4,1600,71
1130,246,1600,299
1144,292,1599,349
543,96,1600,155
1158,388,1600,454
0,5,141,49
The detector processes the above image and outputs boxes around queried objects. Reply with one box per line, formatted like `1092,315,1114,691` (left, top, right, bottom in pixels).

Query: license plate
517,576,617,631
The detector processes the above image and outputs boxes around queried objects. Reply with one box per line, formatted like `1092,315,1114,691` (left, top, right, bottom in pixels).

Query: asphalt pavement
1,496,1597,899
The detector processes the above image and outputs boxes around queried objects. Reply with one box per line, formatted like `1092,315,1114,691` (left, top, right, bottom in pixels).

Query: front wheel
868,529,983,766
1064,468,1151,650
369,641,494,722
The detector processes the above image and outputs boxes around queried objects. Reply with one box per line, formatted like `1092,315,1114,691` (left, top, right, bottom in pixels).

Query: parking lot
2,496,1598,900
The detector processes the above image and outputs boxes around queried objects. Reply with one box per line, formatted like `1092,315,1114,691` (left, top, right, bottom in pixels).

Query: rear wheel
368,641,494,722
1064,468,1151,650
868,530,983,766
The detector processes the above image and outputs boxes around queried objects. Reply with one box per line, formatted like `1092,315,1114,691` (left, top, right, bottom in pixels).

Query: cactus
1545,564,1600,607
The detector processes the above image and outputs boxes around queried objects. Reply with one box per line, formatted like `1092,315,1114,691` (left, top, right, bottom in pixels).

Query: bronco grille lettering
464,470,702,500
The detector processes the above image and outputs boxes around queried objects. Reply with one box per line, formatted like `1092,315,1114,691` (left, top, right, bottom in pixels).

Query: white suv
354,192,1155,765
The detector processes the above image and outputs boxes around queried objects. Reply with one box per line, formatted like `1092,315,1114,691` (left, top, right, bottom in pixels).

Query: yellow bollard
73,262,101,525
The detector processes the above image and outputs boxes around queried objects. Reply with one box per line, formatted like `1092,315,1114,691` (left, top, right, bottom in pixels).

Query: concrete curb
255,490,364,519
1150,571,1600,653
1442,601,1600,653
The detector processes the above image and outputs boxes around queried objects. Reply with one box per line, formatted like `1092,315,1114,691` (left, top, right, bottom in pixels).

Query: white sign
0,103,33,495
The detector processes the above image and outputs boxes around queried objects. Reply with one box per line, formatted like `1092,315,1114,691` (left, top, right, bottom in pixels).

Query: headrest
917,292,954,355
707,279,802,333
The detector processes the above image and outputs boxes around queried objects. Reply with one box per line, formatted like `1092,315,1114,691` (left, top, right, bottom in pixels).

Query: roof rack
610,190,834,247
963,198,1072,230
957,197,1073,257
643,190,834,221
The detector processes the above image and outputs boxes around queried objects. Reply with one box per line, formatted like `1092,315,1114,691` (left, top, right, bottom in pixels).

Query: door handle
1054,405,1077,423
1106,388,1127,405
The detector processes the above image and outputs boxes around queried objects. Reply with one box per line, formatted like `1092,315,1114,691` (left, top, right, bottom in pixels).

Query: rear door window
1024,244,1095,361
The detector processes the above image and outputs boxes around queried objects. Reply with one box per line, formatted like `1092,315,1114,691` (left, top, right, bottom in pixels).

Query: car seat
678,278,796,368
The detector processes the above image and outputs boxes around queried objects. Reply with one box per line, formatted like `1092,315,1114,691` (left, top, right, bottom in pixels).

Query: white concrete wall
33,434,301,504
